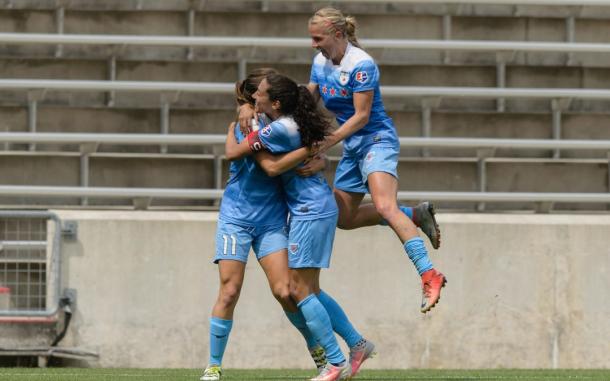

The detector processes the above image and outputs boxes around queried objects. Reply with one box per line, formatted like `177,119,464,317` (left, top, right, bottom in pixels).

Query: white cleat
200,365,221,381
310,361,350,381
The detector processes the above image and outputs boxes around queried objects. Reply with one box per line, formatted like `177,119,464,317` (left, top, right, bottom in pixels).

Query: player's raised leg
368,171,446,313
334,189,440,249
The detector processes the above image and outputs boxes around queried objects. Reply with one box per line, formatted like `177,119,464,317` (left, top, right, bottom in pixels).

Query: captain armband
247,130,265,152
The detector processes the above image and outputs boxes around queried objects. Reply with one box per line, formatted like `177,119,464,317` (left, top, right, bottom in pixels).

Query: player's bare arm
322,90,373,152
225,121,311,174
254,147,311,177
307,82,320,103
224,122,253,161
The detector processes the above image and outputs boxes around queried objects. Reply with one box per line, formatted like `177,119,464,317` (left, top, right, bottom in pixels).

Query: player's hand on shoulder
297,154,326,177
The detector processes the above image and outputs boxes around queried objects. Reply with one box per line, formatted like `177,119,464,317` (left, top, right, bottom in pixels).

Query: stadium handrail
268,0,610,5
2,33,610,54
0,185,607,204
3,79,610,100
0,133,609,151
6,0,610,9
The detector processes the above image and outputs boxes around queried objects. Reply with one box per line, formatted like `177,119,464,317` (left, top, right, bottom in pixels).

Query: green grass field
0,369,609,381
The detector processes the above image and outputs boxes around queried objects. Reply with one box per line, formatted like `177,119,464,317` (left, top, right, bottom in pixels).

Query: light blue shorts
288,214,338,269
333,145,399,194
214,219,288,264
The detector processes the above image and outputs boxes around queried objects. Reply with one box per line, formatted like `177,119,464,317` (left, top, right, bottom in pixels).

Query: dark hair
265,73,330,148
235,67,278,106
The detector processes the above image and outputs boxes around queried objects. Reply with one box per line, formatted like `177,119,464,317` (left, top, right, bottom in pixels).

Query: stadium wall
44,210,609,369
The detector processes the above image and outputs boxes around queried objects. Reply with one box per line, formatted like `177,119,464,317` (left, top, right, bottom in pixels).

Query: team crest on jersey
339,71,350,86
355,71,368,83
289,243,299,254
261,125,272,137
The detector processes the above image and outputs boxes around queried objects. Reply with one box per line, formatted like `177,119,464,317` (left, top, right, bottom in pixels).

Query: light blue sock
298,294,345,365
404,237,433,275
379,205,413,226
285,310,318,349
209,317,233,366
317,290,362,348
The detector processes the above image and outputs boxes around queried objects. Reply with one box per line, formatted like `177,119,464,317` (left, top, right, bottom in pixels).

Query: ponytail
344,15,361,48
265,74,330,148
293,86,330,148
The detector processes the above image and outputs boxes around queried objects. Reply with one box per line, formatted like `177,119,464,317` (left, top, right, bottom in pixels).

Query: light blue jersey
309,43,399,156
257,116,337,221
219,122,287,226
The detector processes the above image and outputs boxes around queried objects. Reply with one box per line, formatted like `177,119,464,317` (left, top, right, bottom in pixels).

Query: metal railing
3,79,610,100
6,0,610,8
0,186,608,208
0,211,62,321
0,133,608,151
272,0,610,4
3,33,610,54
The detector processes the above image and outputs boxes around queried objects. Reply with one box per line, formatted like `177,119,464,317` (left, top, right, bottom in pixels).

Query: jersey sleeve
257,120,291,154
350,60,379,93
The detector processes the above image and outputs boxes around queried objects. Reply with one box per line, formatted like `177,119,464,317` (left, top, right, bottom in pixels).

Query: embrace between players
201,7,447,381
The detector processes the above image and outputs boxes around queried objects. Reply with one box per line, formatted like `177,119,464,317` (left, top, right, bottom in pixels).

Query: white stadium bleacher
1,1,610,211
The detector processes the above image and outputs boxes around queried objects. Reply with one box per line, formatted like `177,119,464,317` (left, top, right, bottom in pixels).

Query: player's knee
271,284,292,306
374,199,398,220
218,284,241,308
271,283,292,304
289,282,309,302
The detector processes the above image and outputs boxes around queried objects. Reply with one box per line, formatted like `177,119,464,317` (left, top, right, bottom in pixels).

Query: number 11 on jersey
222,234,237,255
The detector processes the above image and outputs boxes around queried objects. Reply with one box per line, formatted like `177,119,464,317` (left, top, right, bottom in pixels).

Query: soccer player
226,73,375,381
238,9,445,314
306,7,447,313
201,69,324,381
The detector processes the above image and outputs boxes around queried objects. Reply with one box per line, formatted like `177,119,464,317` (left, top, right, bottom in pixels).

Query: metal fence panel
0,211,61,317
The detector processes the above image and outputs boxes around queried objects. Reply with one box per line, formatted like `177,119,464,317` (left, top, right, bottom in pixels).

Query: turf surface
0,369,609,381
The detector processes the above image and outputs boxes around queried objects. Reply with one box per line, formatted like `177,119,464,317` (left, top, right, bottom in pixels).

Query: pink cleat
420,268,447,313
348,339,376,378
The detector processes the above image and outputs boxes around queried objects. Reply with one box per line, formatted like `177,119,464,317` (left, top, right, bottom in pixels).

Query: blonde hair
309,7,361,49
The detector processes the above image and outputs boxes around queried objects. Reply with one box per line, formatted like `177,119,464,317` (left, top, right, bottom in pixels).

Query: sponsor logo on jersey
289,243,299,254
330,87,336,97
355,71,368,83
365,151,376,162
261,125,272,137
339,71,350,86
